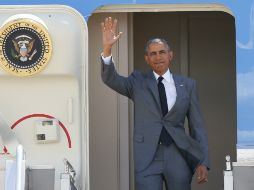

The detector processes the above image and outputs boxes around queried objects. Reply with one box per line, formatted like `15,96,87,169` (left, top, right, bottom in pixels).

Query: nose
156,53,162,62
155,53,161,60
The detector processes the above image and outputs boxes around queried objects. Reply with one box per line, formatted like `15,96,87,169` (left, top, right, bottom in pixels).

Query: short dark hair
145,38,170,54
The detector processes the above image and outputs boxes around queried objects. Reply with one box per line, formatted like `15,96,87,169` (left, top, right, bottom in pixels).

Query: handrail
224,155,233,190
0,113,19,156
16,144,24,190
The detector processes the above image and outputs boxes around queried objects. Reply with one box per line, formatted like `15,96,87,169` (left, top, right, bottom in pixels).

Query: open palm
101,17,122,56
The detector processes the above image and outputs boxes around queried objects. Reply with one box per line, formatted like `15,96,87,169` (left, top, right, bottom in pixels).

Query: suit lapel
173,73,184,98
144,71,162,116
164,74,185,117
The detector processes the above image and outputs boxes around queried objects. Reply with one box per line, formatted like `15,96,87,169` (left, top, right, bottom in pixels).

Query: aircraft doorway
88,5,236,190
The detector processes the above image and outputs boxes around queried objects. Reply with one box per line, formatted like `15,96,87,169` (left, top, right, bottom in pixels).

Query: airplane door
0,5,89,190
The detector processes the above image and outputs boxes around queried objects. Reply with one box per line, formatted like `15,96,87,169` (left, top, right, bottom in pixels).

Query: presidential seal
0,18,52,76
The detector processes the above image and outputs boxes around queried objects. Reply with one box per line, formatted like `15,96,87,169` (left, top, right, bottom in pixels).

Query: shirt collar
153,69,172,83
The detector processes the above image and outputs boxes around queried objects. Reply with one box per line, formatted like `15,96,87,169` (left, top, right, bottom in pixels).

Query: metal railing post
224,155,233,190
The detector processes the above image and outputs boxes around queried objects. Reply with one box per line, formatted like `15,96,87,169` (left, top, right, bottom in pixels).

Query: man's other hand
196,165,208,184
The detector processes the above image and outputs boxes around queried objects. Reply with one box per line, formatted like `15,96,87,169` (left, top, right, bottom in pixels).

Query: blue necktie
158,76,173,146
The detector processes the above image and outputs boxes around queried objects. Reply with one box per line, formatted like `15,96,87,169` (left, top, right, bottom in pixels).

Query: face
145,42,173,76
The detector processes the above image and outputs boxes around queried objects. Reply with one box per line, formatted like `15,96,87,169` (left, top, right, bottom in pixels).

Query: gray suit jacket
101,59,209,174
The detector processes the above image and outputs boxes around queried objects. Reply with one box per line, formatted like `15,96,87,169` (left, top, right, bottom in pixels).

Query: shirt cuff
101,53,112,65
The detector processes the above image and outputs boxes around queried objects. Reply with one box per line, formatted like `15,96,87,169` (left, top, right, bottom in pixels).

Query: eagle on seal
12,35,37,62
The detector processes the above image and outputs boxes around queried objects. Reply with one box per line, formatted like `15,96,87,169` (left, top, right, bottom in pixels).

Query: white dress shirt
153,70,176,111
101,53,112,65
101,54,177,111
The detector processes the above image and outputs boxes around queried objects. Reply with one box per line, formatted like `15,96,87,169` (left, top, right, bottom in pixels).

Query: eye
149,52,156,56
159,50,166,54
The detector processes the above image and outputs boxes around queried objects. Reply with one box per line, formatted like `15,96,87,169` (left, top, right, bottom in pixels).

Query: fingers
101,22,105,32
101,17,123,50
103,17,113,30
108,17,113,30
112,18,118,34
196,165,208,184
114,32,123,41
197,176,208,184
104,17,109,30
101,17,118,31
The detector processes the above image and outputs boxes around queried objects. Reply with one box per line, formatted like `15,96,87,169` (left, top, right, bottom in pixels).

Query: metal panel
88,12,130,190
233,163,254,190
189,11,236,190
0,5,88,190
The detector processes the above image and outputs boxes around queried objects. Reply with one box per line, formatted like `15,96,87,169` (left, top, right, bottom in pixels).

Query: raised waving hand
101,17,123,57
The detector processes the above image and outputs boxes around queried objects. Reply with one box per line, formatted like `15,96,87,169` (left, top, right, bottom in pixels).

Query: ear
168,51,173,61
144,55,148,63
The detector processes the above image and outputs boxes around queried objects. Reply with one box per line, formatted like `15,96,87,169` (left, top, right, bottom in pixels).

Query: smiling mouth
155,62,164,65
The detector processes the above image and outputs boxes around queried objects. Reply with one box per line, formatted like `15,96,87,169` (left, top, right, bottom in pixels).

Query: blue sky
234,1,254,145
1,0,254,145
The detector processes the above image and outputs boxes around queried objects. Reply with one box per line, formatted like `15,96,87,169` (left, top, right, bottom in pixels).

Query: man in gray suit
100,17,209,190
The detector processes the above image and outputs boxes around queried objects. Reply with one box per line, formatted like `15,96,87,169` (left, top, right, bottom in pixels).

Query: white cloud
238,130,254,143
237,70,254,99
236,2,254,49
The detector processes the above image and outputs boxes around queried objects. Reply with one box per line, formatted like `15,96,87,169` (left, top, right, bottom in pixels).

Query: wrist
103,46,112,57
